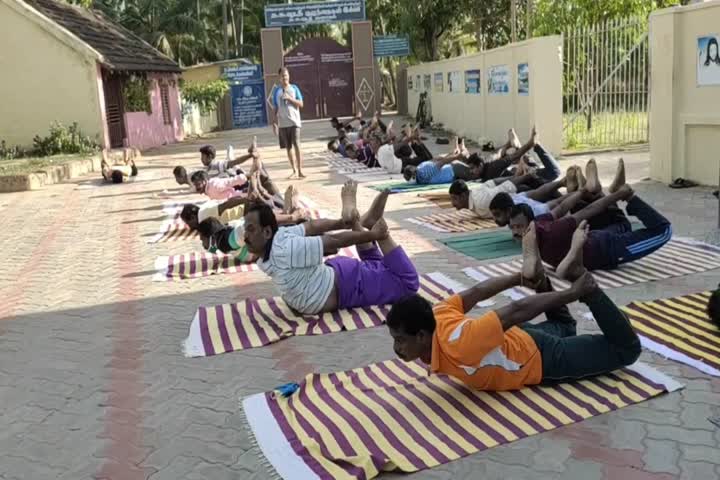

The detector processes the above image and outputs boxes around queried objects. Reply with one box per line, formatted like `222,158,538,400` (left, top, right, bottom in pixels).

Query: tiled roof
23,0,181,73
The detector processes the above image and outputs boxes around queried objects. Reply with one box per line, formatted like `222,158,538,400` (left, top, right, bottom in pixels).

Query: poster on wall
488,65,510,95
423,74,431,91
447,71,461,93
416,75,421,91
434,72,444,92
465,69,481,94
697,35,720,86
517,63,529,95
408,76,413,91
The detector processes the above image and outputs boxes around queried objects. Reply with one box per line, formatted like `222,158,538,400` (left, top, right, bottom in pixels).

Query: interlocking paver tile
0,117,718,479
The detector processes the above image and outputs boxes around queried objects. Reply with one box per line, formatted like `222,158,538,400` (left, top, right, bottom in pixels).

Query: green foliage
181,79,230,115
32,122,99,157
123,76,152,113
0,141,29,160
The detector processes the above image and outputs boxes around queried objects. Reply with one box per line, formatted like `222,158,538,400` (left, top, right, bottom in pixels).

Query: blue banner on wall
265,0,366,27
223,64,267,129
373,35,410,57
223,64,263,84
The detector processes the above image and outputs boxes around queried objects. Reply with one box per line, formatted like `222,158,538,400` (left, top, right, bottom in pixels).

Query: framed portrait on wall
697,35,720,86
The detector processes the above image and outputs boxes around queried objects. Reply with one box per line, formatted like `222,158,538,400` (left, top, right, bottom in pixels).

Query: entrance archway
284,38,355,120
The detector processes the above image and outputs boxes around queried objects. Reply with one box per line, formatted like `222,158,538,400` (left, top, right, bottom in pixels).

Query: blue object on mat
275,382,300,398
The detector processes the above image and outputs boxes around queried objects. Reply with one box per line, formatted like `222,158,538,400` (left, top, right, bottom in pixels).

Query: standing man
271,67,305,179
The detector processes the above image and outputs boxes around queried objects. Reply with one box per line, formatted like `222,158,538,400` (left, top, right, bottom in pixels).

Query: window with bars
159,82,171,125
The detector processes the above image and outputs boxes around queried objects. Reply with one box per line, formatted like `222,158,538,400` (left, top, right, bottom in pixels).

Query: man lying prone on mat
387,218,641,391
208,181,420,315
508,159,672,272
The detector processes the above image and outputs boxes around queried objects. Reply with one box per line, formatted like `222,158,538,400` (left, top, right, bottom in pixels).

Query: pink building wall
123,73,184,150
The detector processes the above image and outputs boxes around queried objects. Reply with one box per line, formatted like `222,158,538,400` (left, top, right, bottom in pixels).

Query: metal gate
563,17,649,150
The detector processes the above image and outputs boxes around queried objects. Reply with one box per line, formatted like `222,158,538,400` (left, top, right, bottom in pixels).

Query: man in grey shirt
271,67,305,179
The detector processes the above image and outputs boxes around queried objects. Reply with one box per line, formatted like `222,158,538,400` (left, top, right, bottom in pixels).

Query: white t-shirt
511,193,550,217
258,224,334,314
207,158,228,174
468,180,518,218
346,131,360,142
377,144,403,174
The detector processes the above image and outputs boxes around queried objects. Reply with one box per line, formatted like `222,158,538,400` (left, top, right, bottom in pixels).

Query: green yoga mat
439,230,521,261
440,222,642,261
369,181,450,193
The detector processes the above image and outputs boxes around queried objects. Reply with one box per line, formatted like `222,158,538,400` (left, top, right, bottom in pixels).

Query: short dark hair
708,286,720,328
510,203,535,222
467,153,484,167
190,170,208,183
110,170,124,184
402,166,414,182
199,145,216,159
489,192,515,211
387,295,436,335
330,117,339,124
246,202,278,235
394,144,413,159
173,165,186,177
197,217,225,239
180,204,200,227
449,179,469,196
278,66,289,75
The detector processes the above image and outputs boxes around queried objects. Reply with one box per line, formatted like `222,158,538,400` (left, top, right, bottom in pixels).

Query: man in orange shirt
386,223,641,390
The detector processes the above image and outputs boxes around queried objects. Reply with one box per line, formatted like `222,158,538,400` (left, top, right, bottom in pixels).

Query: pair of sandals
669,178,698,189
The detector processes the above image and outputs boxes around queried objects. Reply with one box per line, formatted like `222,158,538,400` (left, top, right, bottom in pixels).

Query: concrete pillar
261,28,283,112
351,21,380,116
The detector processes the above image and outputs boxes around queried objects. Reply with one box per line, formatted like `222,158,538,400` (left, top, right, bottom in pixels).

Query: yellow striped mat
183,273,460,357
463,238,720,297
407,209,498,233
621,291,719,377
243,360,682,480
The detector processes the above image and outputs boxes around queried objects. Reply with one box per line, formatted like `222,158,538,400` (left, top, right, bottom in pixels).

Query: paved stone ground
1,117,718,480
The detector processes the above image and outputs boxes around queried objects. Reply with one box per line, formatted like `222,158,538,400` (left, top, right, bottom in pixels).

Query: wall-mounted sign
433,72,443,92
465,69,481,94
224,64,266,129
488,65,510,95
223,64,262,84
264,0,366,27
448,71,461,93
423,74,431,91
518,63,529,95
373,35,410,57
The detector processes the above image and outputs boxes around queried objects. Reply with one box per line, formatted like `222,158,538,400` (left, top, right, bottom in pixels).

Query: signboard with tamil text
223,64,266,129
373,35,410,57
265,0,365,27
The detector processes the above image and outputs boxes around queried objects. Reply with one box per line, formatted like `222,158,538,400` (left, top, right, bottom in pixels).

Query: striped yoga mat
243,360,682,480
621,291,719,376
407,209,498,233
463,238,720,301
183,272,463,357
327,156,384,174
154,247,359,282
149,198,322,244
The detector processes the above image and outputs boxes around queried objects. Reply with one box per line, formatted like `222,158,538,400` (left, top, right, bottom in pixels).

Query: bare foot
584,159,601,194
576,166,587,190
515,158,529,177
283,185,294,214
371,217,389,240
298,172,306,179
556,220,589,281
249,135,258,154
459,138,470,157
509,128,522,149
290,185,300,212
287,172,298,179
360,189,390,230
565,166,578,192
608,158,626,194
341,180,359,225
571,271,598,298
529,125,538,147
521,222,545,285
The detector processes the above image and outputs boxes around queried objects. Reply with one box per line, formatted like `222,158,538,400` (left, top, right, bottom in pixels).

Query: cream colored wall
182,64,224,135
0,2,103,148
650,1,720,185
407,35,563,154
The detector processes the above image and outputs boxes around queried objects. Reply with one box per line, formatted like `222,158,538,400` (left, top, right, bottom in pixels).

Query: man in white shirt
448,172,564,219
234,182,419,314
